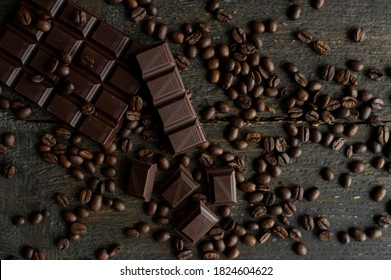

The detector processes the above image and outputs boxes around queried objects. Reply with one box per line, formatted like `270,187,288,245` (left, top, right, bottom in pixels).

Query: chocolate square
175,202,219,244
207,167,237,206
160,165,199,209
126,158,157,202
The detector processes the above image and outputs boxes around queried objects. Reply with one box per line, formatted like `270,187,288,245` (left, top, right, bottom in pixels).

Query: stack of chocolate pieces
136,42,207,155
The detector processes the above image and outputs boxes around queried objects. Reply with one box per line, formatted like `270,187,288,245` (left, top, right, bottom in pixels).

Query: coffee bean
365,227,382,239
335,68,350,84
73,10,87,26
313,40,331,55
79,189,92,204
311,0,325,9
349,227,367,241
297,29,313,44
288,4,301,20
126,228,139,239
62,210,77,223
305,187,320,202
70,222,87,235
1,163,15,179
339,173,352,188
112,199,126,212
131,7,146,22
264,19,278,33
153,229,171,243
272,225,288,239
12,215,25,226
242,234,257,246
331,137,345,151
347,60,364,72
319,230,334,241
75,206,89,218
320,167,334,181
352,27,365,42
338,231,351,244
89,194,102,211
215,9,233,23
294,72,308,87
17,7,32,26
350,160,365,173
367,68,383,81
32,250,45,260
36,18,51,32
56,237,70,251
224,245,239,259
371,185,386,202
231,27,247,43
300,215,314,231
377,216,391,229
95,248,109,260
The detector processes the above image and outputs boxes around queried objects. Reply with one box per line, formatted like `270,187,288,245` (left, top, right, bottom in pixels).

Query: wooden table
1,0,391,260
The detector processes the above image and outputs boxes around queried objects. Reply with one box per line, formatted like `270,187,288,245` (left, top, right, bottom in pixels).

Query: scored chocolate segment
126,158,157,202
160,165,199,209
0,0,143,149
136,42,207,155
207,167,237,206
175,201,219,244
136,41,176,81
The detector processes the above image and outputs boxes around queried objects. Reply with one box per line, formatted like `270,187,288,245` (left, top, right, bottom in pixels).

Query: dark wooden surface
1,0,391,260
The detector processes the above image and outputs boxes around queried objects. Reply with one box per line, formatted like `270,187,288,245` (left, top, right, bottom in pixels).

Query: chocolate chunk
0,0,142,149
175,201,219,244
207,167,237,206
136,42,207,155
126,158,157,202
160,165,199,208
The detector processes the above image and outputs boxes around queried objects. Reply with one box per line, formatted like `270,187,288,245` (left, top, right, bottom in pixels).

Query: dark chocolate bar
175,201,219,244
136,42,207,155
207,167,237,206
159,164,199,209
0,0,143,149
126,158,157,202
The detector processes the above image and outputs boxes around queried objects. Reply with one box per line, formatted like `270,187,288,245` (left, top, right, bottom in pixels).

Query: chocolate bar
159,164,199,209
126,158,157,202
175,201,219,244
136,42,207,155
207,167,237,206
0,0,143,149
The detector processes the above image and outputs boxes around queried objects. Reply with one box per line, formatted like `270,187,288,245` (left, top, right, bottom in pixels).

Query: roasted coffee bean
366,227,382,239
331,137,345,151
177,249,193,260
126,228,139,239
289,146,302,158
144,19,156,35
294,72,308,87
225,234,238,248
377,125,389,144
300,215,314,231
73,10,87,26
371,185,387,202
131,7,146,22
153,229,171,243
225,246,240,259
36,18,51,32
264,19,278,33
272,225,288,239
317,217,331,230
338,231,351,244
215,9,233,22
70,222,87,235
353,142,367,154
199,153,213,168
55,193,69,208
344,123,358,137
339,173,352,188
267,204,283,216
311,0,325,9
1,163,15,179
287,4,301,20
313,40,330,55
347,60,364,72
319,230,334,241
175,54,190,69
293,242,308,256
89,194,102,211
12,215,25,226
297,29,313,44
349,160,365,173
62,210,77,223
305,186,320,202
349,228,367,241
154,23,169,40
79,189,92,204
75,206,89,218
32,250,46,260
367,68,383,81
18,7,32,25
242,234,257,246
320,167,334,181
56,64,71,78
372,156,386,169
231,27,247,43
56,237,70,251
112,199,126,212
95,248,109,260
377,216,391,229
353,27,365,42
335,68,350,84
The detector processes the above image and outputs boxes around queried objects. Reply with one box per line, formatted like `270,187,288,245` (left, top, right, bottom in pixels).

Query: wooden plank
1,0,391,260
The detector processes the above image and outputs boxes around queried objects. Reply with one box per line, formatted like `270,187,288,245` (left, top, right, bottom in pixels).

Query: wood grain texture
1,0,391,260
